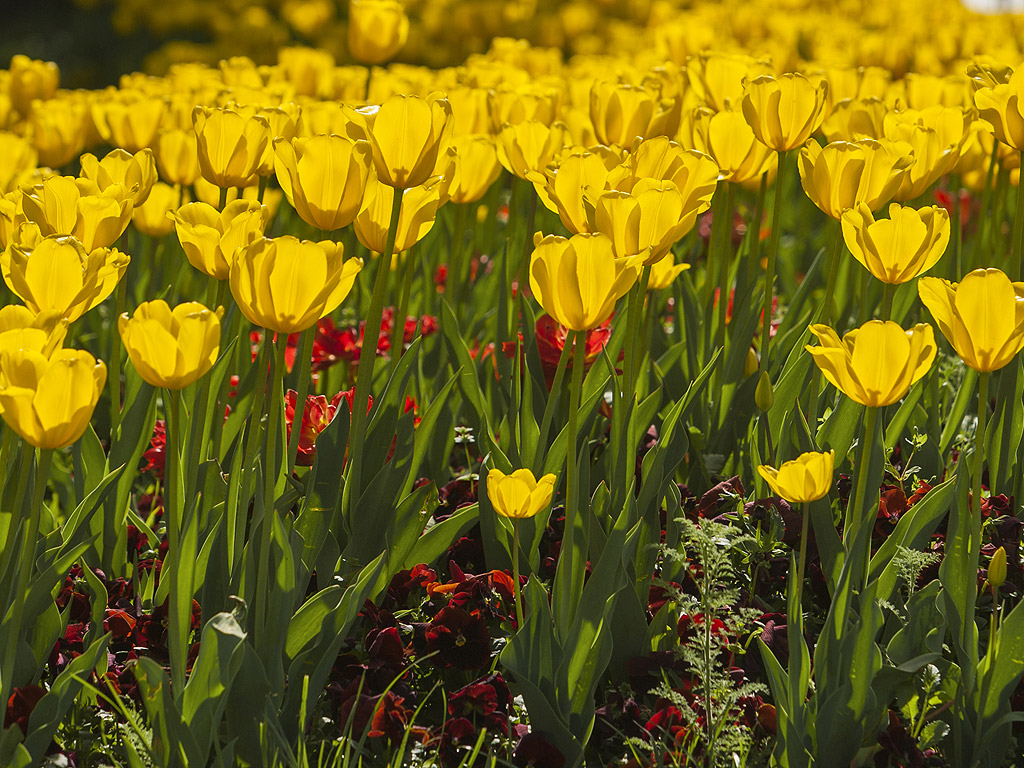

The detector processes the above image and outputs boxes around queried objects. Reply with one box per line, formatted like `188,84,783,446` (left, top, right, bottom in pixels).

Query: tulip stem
807,220,844,430
390,248,417,374
256,340,288,643
759,150,787,379
848,405,879,588
109,277,128,442
286,328,317,475
512,519,524,630
974,372,989,518
714,181,735,355
234,333,272,574
1014,151,1024,281
0,447,52,720
623,266,652,400
218,185,228,212
880,283,895,322
164,387,188,698
449,203,468,306
347,186,403,509
796,501,811,608
534,326,575,474
749,174,768,284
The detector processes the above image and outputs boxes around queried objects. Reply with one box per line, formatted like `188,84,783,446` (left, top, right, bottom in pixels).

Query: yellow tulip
132,182,179,238
230,236,363,334
821,97,888,143
119,301,223,390
348,0,409,65
686,107,776,184
8,55,59,115
610,137,719,201
882,120,959,202
741,74,828,152
273,134,372,231
757,450,835,504
647,254,690,291
974,67,1024,151
155,128,200,186
367,94,452,189
26,97,87,168
990,547,1008,590
841,203,949,285
687,51,773,112
170,200,269,280
486,468,557,519
354,174,447,254
589,81,676,148
278,46,335,99
2,234,129,323
538,148,622,235
585,179,693,264
447,86,492,136
918,269,1024,373
0,132,37,194
79,148,157,206
798,138,914,219
92,93,167,153
806,320,936,407
529,232,642,331
192,106,271,188
20,176,134,251
0,347,105,450
496,120,568,182
0,306,67,357
448,135,502,204
488,84,562,133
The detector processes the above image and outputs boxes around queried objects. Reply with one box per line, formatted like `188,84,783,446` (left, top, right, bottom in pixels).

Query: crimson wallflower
425,605,491,670
250,330,300,371
142,419,166,479
448,673,512,734
283,388,369,466
338,691,415,743
534,314,612,387
4,685,46,733
309,309,441,373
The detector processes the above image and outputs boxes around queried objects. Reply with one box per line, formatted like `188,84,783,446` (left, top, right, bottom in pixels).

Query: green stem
1014,152,1024,281
974,372,989,518
623,266,652,400
390,248,418,374
849,405,879,588
534,327,575,473
807,220,845,430
512,519,524,629
880,282,895,322
749,174,769,284
256,340,287,641
450,203,468,306
714,181,735,353
218,185,228,212
759,150,787,378
0,426,16,551
286,327,317,475
164,388,188,697
109,277,128,441
234,333,272,568
347,186,403,507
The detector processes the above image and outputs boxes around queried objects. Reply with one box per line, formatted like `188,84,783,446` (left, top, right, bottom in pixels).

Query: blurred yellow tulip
448,135,502,204
496,120,568,182
155,129,200,186
806,320,936,407
647,253,690,290
757,450,835,504
0,348,106,449
486,468,557,519
841,203,949,284
132,182,179,238
170,200,270,280
355,173,448,254
273,134,372,231
686,107,775,183
0,133,37,194
8,55,59,115
92,93,167,153
119,300,223,390
919,269,1024,373
589,81,677,148
348,0,409,65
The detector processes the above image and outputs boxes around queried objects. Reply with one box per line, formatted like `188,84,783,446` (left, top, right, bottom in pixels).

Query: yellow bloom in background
447,86,492,137
821,97,889,143
882,121,959,202
685,107,776,184
448,135,502,204
348,0,409,65
974,66,1024,151
496,120,568,182
806,320,936,407
757,450,835,504
0,348,105,449
92,93,167,153
486,468,557,519
368,94,452,189
155,129,200,186
529,232,642,331
0,133,38,194
741,74,828,152
8,55,59,116
192,106,271,188
0,306,67,357
20,176,134,252
2,234,129,323
841,203,950,284
170,200,270,280
273,134,372,231
646,254,690,291
238,104,301,177
230,236,363,334
687,51,773,112
585,179,692,264
919,269,1024,373
26,97,88,168
611,137,719,203
798,138,915,219
355,174,448,254
132,182,179,238
79,148,157,206
589,81,676,148
488,84,562,133
118,300,223,390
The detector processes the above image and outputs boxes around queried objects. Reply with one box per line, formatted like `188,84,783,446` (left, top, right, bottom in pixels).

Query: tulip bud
192,106,270,189
990,546,1008,591
92,93,167,153
741,74,828,152
80,148,158,206
170,200,270,280
133,182,179,237
744,347,759,377
0,132,38,194
273,134,372,231
486,468,557,519
348,0,409,65
755,370,774,412
155,129,200,186
368,94,452,189
8,55,59,115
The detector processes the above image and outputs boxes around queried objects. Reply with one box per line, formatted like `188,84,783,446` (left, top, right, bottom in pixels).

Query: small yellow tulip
230,236,363,334
26,97,88,168
529,232,642,331
354,174,448,254
687,51,773,112
757,450,835,504
0,306,67,357
132,183,179,238
367,94,452,189
488,84,562,133
538,148,621,235
882,120,958,202
741,74,828,152
686,107,775,184
647,254,690,291
79,148,157,206
918,269,1024,373
192,106,270,189
496,120,568,182
806,320,936,407
155,128,200,186
348,0,409,65
0,133,38,194
8,55,59,115
841,203,950,285
3,234,129,323
974,67,1024,152
20,176,134,251
611,137,719,202
448,135,502,204
798,138,915,219
92,93,167,153
589,81,676,148
486,468,557,519
170,200,270,280
273,134,373,231
990,547,1008,590
0,348,106,450
585,179,694,264
119,301,223,390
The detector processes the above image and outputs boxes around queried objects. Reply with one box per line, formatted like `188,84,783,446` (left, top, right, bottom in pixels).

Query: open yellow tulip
368,94,452,189
841,203,949,284
798,138,914,219
170,200,269,280
806,320,936,407
757,450,835,504
918,268,1024,373
741,73,828,152
486,468,557,519
119,301,223,390
0,348,106,450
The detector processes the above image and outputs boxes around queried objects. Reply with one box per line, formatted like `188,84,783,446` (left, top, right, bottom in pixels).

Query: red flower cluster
310,308,441,373
283,387,369,466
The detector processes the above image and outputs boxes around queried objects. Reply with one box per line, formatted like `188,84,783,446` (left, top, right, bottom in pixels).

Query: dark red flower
534,314,612,388
4,685,46,733
513,730,566,768
104,609,138,641
250,330,299,371
143,420,166,479
338,691,414,743
425,606,491,670
284,388,368,466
